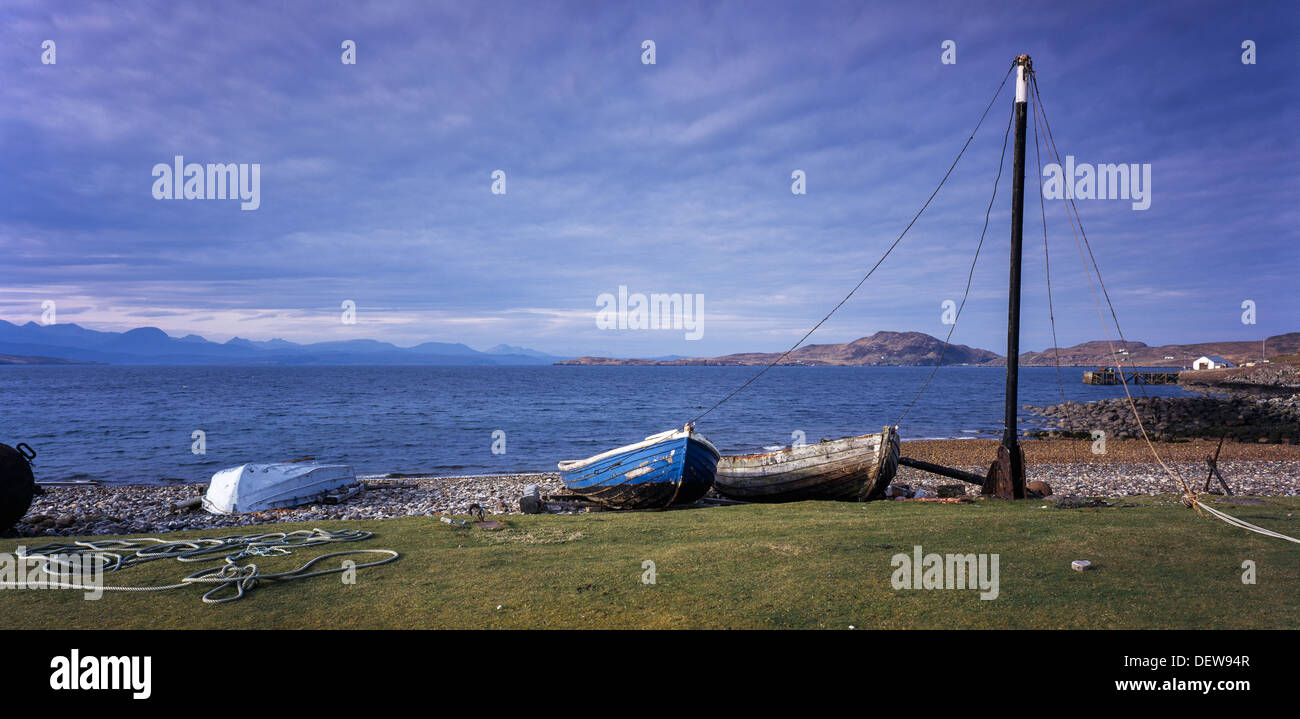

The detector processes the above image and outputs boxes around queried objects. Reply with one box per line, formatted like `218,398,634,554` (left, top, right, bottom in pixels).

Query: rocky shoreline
1030,394,1300,444
4,449,1297,538
1179,363,1300,397
4,473,565,540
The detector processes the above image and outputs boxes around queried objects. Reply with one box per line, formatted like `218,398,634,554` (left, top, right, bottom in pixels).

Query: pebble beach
5,438,1296,539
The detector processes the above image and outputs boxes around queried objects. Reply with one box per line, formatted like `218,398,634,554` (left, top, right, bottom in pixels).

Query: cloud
0,0,1295,356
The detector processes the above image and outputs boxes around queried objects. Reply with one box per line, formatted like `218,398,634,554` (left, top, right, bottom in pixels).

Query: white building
1192,355,1234,370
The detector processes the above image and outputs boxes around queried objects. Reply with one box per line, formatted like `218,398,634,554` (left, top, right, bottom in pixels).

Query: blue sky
1,0,1296,357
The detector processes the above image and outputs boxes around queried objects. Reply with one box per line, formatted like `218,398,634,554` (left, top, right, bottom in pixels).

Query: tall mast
985,54,1031,499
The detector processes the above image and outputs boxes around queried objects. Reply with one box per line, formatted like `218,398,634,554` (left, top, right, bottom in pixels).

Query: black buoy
0,443,37,531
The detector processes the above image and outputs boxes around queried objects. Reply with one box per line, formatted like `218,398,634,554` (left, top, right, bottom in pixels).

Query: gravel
894,460,1299,498
4,473,565,539
4,438,1296,538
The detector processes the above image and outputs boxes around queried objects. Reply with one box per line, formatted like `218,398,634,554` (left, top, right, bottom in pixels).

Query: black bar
4,630,1287,705
899,456,985,485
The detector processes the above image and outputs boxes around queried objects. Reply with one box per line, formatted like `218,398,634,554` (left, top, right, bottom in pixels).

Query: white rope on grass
1196,502,1300,544
0,527,400,603
1031,77,1299,545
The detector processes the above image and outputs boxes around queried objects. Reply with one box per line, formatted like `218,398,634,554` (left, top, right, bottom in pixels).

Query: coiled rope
0,528,401,603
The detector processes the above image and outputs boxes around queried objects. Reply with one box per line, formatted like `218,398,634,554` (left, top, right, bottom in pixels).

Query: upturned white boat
202,462,356,514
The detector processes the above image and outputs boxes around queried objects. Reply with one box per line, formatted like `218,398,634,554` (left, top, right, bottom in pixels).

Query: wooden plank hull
714,426,900,502
558,427,720,510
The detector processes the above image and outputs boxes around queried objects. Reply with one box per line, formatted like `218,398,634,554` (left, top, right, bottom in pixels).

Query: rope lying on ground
0,528,400,603
1030,75,1298,544
1196,503,1300,544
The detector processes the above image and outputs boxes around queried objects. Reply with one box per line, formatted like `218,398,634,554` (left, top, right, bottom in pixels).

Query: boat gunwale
719,428,890,463
558,427,719,473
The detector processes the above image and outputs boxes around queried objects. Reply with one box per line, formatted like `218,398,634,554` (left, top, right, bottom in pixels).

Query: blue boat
558,425,720,509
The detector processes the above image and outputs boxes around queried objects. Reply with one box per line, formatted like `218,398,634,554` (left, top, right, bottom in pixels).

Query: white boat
202,462,357,514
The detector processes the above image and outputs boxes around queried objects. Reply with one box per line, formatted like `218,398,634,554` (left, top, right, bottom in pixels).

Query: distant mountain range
0,320,568,366
2,320,1295,368
557,331,1300,367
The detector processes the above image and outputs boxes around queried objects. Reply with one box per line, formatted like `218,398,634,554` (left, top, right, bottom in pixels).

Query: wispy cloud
0,0,1295,356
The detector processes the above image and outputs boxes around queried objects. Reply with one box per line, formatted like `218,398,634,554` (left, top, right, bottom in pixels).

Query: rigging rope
1029,74,1298,543
896,99,1015,425
1030,75,1192,498
1030,93,1069,415
688,61,1017,426
0,528,401,603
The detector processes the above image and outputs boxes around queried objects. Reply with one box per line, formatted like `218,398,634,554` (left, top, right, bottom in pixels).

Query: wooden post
984,55,1032,499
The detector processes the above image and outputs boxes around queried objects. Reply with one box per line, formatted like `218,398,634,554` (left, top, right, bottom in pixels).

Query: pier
1082,368,1181,385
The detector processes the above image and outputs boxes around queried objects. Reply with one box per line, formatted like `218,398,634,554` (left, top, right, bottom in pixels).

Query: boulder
519,484,542,514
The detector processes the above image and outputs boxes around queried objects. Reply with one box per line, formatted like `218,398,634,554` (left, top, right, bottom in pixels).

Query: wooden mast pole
984,54,1032,499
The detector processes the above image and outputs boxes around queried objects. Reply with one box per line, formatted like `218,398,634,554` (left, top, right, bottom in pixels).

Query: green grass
2,496,1297,629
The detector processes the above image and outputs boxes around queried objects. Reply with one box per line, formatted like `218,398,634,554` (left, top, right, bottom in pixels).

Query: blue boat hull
559,431,719,509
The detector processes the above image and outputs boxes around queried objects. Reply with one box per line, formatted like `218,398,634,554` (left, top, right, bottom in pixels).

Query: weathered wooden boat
557,425,720,509
202,461,356,514
714,426,899,502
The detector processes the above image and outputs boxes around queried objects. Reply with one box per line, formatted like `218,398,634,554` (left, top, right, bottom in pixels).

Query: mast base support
982,443,1026,499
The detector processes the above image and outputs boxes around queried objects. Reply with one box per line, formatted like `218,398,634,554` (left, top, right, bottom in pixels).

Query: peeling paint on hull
558,429,720,510
715,427,900,502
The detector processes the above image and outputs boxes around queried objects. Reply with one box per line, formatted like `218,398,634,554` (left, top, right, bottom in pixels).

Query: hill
557,331,1000,366
1017,332,1300,367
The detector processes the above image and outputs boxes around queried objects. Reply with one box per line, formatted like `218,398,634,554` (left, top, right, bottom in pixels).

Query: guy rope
1028,68,1299,544
687,53,1298,544
687,60,1019,426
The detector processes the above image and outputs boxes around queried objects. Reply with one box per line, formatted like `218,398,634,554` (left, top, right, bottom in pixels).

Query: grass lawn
2,496,1297,629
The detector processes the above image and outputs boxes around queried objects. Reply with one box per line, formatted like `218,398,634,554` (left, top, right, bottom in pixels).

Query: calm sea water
0,365,1197,485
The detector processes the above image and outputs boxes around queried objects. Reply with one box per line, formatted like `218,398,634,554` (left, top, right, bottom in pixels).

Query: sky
1,0,1296,357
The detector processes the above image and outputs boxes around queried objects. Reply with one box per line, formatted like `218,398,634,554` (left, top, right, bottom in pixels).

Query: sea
0,365,1198,486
